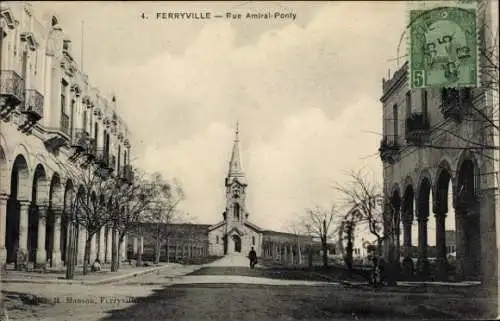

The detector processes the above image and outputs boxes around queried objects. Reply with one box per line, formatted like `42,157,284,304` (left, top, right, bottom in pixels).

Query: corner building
0,2,132,269
380,1,496,289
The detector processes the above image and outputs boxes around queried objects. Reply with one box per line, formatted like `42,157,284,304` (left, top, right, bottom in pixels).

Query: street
2,255,490,321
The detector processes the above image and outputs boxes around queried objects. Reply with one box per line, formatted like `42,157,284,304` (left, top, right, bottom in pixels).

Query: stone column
0,194,8,266
98,227,105,261
132,237,138,256
77,226,86,265
290,245,294,265
417,216,429,277
454,209,466,279
51,208,63,267
18,200,30,258
120,235,126,261
35,205,48,267
90,233,96,263
284,244,288,265
434,211,448,280
106,227,112,263
402,216,412,257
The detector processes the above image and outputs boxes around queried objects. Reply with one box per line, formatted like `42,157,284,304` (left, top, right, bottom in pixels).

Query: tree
337,207,362,272
146,173,185,265
108,167,156,272
335,169,399,285
301,205,337,268
64,165,115,276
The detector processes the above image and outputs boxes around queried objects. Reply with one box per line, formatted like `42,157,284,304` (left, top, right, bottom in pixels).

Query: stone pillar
98,227,105,261
120,235,126,261
90,233,96,263
434,211,448,280
106,227,112,263
284,244,288,265
18,200,30,258
51,208,63,267
455,209,466,278
132,237,138,256
290,245,294,265
0,194,8,266
77,226,86,265
35,205,48,267
402,216,412,257
417,216,429,277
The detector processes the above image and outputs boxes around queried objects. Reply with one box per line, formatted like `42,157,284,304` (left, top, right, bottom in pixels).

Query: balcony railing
71,129,90,151
20,89,44,120
86,138,97,158
0,70,24,107
95,148,108,166
440,88,473,122
60,113,70,136
109,155,116,172
405,112,430,145
379,137,400,164
123,164,134,183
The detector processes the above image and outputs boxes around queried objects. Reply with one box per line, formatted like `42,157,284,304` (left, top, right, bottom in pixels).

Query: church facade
208,124,264,257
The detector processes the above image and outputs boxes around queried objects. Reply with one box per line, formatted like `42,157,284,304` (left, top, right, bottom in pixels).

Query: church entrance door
232,235,241,253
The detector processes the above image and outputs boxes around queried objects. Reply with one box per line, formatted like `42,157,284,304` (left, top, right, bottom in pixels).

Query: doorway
232,235,241,253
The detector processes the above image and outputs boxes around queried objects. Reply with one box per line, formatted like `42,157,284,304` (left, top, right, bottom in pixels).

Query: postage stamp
408,2,478,88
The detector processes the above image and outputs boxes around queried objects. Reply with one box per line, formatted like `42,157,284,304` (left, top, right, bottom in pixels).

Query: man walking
248,247,257,269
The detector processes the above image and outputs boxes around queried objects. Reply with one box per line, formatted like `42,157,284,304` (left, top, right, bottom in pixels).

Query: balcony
379,137,400,164
440,88,473,122
60,113,70,137
20,89,44,120
86,138,97,158
108,155,116,172
0,70,24,109
71,129,90,152
95,148,108,167
405,112,430,145
122,164,134,184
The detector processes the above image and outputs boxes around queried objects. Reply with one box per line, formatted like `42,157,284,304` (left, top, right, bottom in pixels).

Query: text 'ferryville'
155,12,297,20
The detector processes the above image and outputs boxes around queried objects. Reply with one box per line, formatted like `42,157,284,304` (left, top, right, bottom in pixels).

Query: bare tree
146,173,185,265
301,205,337,268
335,169,400,285
108,167,156,272
64,165,114,276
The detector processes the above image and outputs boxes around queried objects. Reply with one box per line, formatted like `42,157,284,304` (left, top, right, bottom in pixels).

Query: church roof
227,121,245,179
208,220,225,231
244,221,263,232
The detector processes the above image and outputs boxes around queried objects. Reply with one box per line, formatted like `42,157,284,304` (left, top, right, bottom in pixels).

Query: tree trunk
322,241,328,268
65,223,76,279
166,238,170,263
154,223,161,265
111,228,119,272
83,235,92,275
116,233,126,271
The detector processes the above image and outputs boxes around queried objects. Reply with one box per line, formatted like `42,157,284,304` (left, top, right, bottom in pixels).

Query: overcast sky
30,1,441,238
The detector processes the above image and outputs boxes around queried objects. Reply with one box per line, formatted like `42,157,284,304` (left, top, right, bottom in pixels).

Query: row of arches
0,147,122,269
387,153,480,280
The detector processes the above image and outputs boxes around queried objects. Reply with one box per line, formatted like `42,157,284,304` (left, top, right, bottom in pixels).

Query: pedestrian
248,247,257,269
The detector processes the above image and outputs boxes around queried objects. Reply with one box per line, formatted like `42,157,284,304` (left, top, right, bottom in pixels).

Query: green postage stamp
409,2,478,88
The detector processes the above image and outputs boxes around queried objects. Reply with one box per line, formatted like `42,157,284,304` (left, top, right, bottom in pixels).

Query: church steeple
228,121,244,178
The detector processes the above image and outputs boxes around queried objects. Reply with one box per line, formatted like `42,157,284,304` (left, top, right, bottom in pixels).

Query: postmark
408,3,478,88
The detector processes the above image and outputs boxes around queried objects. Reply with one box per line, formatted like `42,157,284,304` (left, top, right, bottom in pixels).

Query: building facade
380,0,496,285
0,2,133,269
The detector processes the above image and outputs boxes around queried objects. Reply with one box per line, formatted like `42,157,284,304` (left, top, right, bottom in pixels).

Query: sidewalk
0,262,183,285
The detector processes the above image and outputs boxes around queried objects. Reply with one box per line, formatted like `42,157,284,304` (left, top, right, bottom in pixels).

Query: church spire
228,121,244,177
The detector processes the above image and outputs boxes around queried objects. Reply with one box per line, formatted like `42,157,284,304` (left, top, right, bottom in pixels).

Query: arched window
216,236,219,244
234,203,240,220
252,236,255,245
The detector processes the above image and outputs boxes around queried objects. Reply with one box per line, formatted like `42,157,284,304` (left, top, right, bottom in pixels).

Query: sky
28,1,462,242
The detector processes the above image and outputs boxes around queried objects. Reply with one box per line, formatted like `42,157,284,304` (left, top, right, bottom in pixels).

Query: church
207,123,264,257
132,123,314,264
